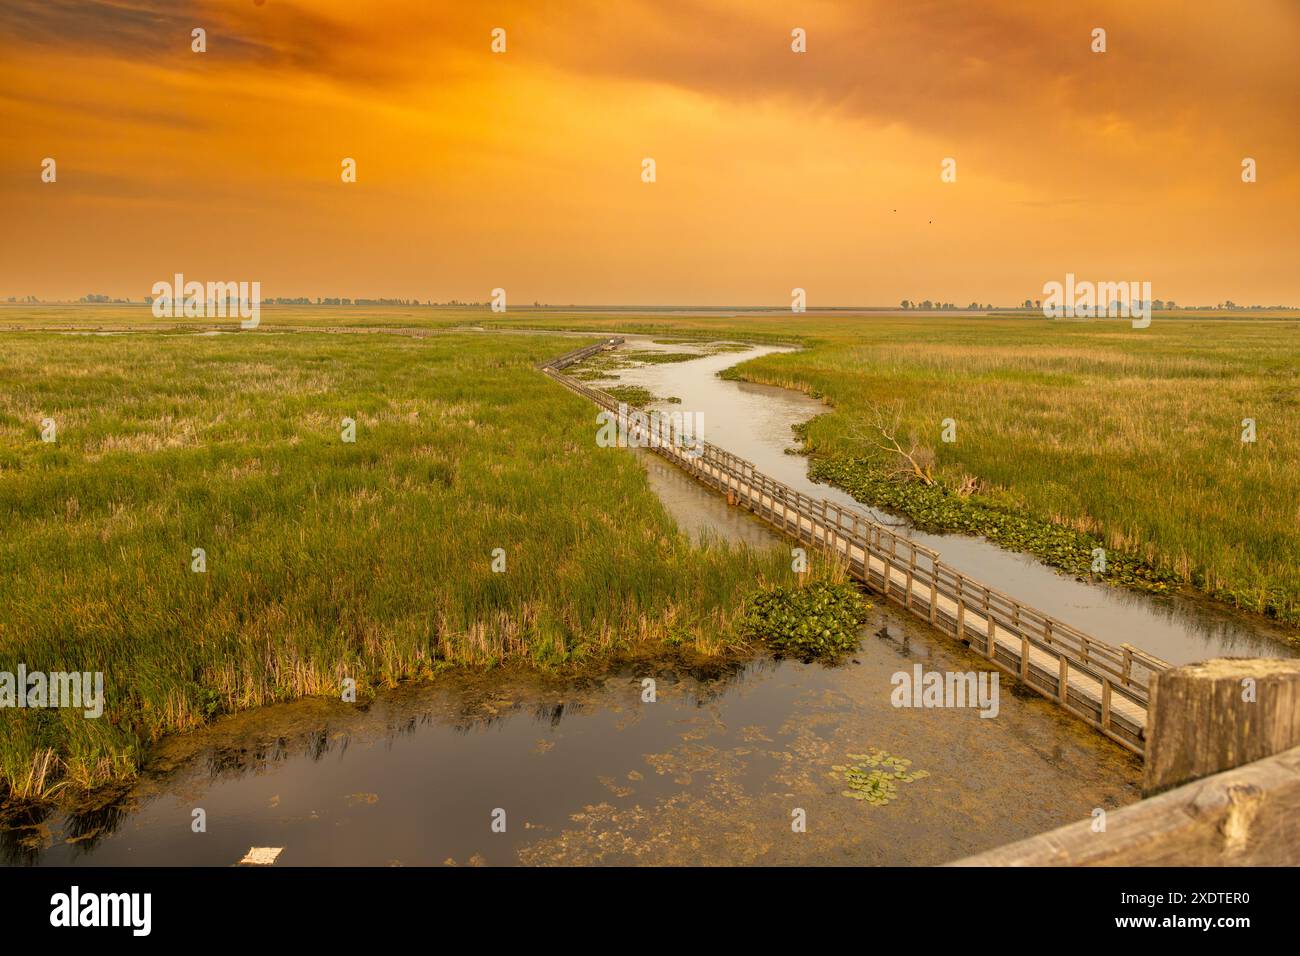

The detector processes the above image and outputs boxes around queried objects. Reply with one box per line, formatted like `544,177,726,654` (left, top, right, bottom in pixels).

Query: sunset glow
2,0,1298,304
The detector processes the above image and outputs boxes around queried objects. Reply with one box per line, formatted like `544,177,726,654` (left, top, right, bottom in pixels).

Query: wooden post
984,594,996,659
1100,676,1112,731
955,576,966,643
1144,658,1300,796
928,561,938,625
905,549,914,609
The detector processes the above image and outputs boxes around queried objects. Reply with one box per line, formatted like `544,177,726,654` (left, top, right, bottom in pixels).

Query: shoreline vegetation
0,321,848,810
802,451,1182,591
714,327,1300,632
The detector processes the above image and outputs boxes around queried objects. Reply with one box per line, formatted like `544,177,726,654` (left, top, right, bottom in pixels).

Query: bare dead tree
847,404,937,486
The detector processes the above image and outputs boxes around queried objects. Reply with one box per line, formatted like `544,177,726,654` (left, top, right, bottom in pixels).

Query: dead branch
847,404,937,486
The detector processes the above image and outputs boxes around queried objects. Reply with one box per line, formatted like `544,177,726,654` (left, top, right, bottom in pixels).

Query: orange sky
2,0,1297,305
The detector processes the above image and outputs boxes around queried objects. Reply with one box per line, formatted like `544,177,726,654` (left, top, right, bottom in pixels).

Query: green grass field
3,303,1297,804
0,322,809,802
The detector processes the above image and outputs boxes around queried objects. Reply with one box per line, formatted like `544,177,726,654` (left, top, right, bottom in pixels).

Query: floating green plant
808,456,1180,595
831,749,930,806
739,582,870,660
602,384,680,407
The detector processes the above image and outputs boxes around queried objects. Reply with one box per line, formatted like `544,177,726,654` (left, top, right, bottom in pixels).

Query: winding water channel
7,329,1293,866
609,337,1298,666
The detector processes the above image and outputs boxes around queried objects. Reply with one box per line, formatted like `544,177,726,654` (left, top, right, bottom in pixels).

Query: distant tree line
5,295,1296,310
900,300,996,310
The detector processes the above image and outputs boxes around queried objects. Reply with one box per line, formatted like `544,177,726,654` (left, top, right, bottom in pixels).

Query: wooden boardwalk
542,339,1170,756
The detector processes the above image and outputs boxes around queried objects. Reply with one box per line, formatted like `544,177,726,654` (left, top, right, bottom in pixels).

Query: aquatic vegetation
831,749,930,806
809,454,1179,593
602,384,681,407
569,348,697,380
623,351,699,364
739,582,870,660
651,339,751,354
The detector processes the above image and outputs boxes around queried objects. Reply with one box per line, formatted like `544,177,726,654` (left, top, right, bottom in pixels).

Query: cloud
1,0,1296,303
8,0,1296,155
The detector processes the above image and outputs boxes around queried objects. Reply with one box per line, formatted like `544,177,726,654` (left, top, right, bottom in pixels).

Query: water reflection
5,618,1140,867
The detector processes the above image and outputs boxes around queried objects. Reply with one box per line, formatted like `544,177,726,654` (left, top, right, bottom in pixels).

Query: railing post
955,576,966,642
1100,676,1112,731
985,593,996,659
928,560,938,625
905,547,915,610
1144,659,1300,795
1058,655,1069,705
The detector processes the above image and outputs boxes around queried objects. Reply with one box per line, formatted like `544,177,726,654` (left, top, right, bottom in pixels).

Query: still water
6,608,1138,866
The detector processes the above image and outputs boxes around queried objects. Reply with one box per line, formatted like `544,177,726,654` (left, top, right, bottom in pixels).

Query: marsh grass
0,327,811,801
729,320,1300,627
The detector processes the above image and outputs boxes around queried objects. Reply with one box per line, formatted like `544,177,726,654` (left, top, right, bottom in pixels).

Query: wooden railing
542,340,1171,756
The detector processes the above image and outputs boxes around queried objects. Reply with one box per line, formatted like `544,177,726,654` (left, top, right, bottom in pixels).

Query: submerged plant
831,749,930,806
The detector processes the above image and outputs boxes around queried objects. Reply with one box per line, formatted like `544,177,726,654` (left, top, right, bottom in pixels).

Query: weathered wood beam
1145,658,1300,795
